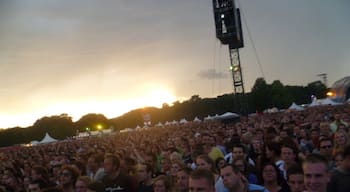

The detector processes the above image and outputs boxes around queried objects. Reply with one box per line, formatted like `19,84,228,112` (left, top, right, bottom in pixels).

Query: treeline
0,78,327,147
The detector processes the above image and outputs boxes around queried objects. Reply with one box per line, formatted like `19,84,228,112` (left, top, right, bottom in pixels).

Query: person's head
59,165,80,187
334,152,344,168
144,152,157,167
232,158,246,174
318,137,333,157
189,169,215,192
175,167,192,192
215,157,226,171
170,160,185,177
31,166,48,182
251,138,263,153
232,144,246,160
319,122,330,135
219,164,242,191
287,164,304,192
261,163,284,185
87,154,103,172
201,132,212,146
334,130,348,146
28,179,48,192
75,176,92,192
310,128,320,141
136,163,152,183
265,141,282,159
302,154,330,192
153,175,172,192
195,154,215,172
103,153,120,175
281,143,297,166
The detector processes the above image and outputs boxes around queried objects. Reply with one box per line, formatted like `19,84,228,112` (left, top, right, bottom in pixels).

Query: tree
251,78,271,111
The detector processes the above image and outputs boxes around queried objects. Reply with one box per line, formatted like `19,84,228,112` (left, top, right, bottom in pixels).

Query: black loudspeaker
212,0,243,48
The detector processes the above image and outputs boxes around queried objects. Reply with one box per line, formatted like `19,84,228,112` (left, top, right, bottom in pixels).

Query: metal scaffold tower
212,0,246,113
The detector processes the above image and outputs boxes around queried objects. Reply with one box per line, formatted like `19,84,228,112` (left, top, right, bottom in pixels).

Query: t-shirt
101,173,137,192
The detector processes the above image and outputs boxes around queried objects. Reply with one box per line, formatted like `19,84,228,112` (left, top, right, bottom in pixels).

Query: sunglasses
320,145,332,149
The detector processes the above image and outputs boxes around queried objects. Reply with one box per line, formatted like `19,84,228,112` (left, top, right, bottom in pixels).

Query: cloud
198,69,228,80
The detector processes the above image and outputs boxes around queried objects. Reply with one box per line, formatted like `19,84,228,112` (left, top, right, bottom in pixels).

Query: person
281,143,297,171
201,132,224,162
136,163,153,192
30,166,51,187
302,154,330,192
315,137,335,170
265,141,286,179
261,163,290,192
327,145,350,192
28,180,46,192
153,175,172,192
286,164,304,192
195,154,226,192
333,151,344,170
86,154,105,182
220,164,268,192
225,144,255,166
233,157,258,184
175,167,191,192
101,153,137,192
215,157,226,173
59,165,80,192
75,176,92,192
189,169,215,192
333,130,350,155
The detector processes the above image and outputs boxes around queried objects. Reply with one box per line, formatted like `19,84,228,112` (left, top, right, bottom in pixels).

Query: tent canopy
216,112,239,120
288,102,304,111
193,117,201,122
179,118,188,124
39,133,58,144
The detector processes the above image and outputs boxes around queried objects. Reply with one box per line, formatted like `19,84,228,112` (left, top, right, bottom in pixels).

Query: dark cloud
198,69,228,80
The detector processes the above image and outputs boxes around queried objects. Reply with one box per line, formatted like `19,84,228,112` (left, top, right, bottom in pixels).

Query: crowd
0,104,350,192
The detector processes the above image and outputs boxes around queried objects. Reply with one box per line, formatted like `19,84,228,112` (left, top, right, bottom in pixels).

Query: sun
141,88,177,108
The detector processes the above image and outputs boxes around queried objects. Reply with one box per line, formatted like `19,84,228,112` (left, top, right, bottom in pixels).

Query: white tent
320,98,342,106
39,133,58,144
179,118,188,124
155,122,164,127
171,120,178,125
120,128,134,133
164,121,171,126
204,115,213,121
193,117,201,122
288,102,304,111
102,129,112,134
309,99,321,107
30,140,40,146
217,112,240,119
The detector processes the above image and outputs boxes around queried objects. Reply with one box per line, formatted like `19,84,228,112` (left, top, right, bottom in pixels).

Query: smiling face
302,162,329,192
334,132,346,145
262,165,277,183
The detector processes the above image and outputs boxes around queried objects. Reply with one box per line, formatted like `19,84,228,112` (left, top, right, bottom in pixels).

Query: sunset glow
0,86,177,128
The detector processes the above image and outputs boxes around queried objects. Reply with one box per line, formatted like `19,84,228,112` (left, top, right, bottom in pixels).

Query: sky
0,0,349,128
